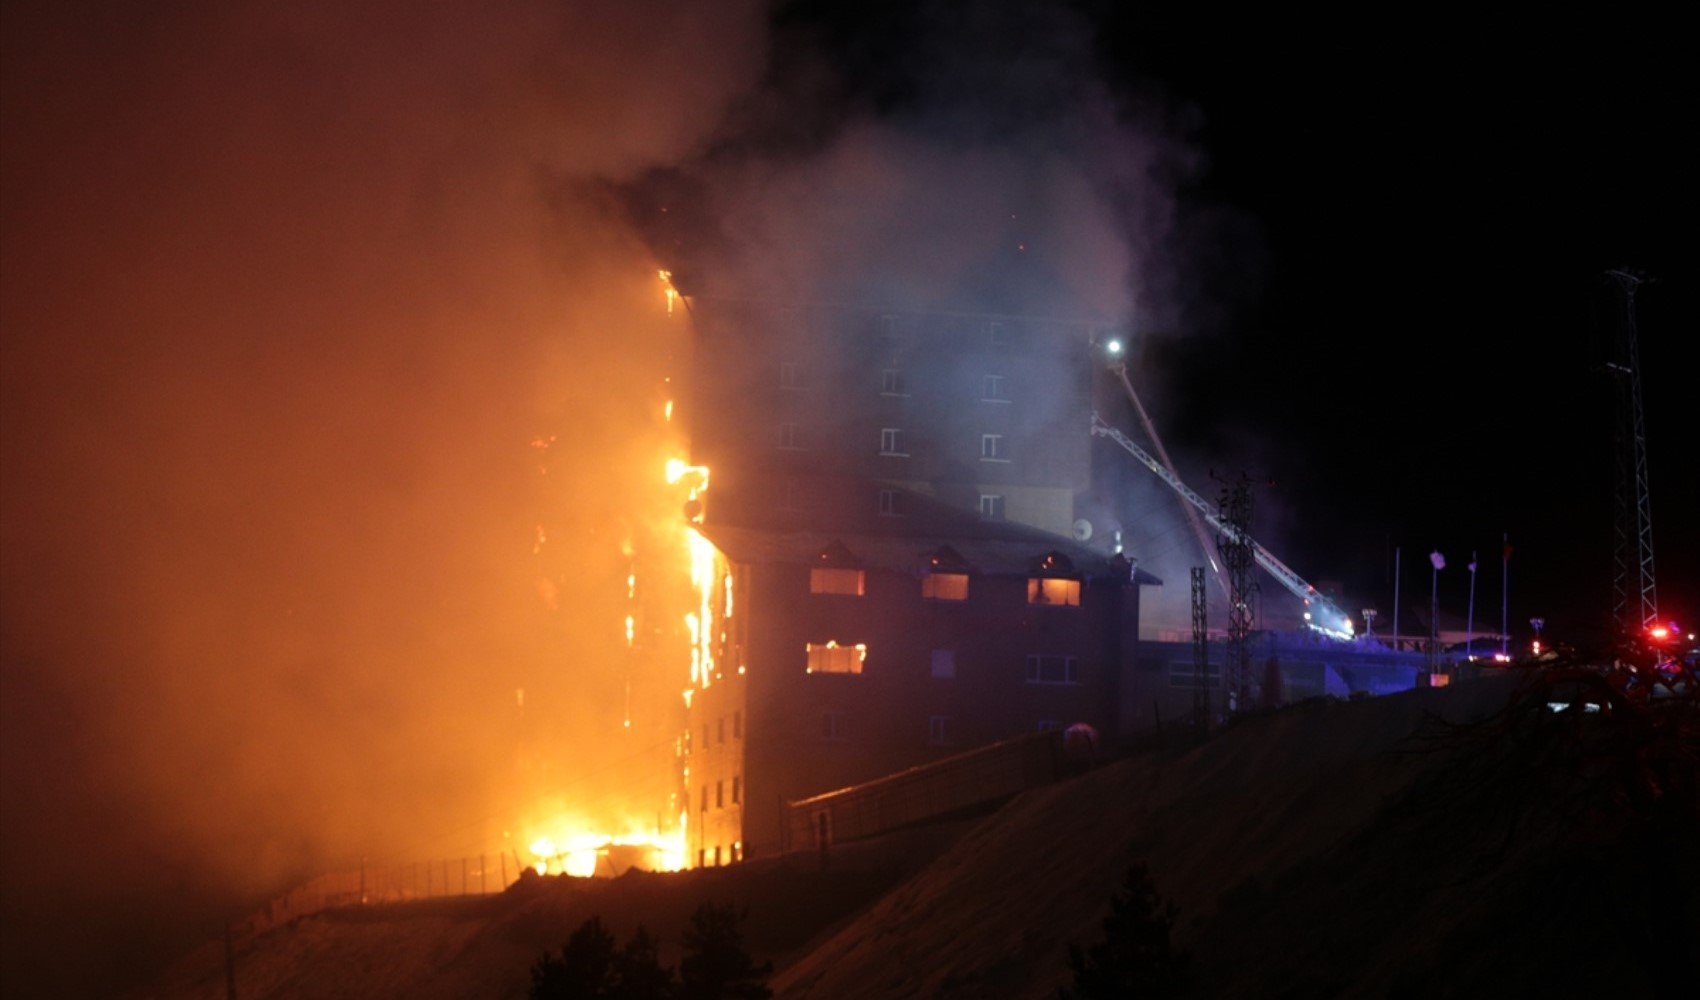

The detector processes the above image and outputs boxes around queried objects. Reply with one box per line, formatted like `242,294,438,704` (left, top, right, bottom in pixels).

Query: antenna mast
1607,268,1657,631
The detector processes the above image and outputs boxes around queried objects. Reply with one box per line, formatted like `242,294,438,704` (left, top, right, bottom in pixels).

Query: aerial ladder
1092,364,1355,640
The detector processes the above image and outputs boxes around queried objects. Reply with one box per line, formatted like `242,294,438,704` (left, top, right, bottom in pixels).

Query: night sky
1,1,1692,995
1095,5,1695,644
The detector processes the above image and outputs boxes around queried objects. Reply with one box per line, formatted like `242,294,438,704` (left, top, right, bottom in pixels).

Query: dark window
881,369,907,395
982,374,1008,401
733,711,743,739
879,489,904,517
732,777,741,804
980,434,1007,461
978,494,1005,520
928,716,951,745
1026,654,1079,685
880,427,907,456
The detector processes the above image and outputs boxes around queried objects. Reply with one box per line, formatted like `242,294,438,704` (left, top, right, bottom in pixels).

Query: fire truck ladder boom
1091,412,1353,637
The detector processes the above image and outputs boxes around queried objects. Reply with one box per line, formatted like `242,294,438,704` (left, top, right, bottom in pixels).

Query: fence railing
239,852,527,938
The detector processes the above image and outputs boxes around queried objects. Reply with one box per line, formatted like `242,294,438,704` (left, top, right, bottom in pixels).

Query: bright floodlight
1105,338,1123,355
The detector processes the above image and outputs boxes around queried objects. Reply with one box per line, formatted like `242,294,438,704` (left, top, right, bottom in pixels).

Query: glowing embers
1026,577,1081,606
806,640,867,675
921,572,969,601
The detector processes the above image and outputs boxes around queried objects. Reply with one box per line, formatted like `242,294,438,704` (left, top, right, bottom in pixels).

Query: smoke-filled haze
2,2,1216,993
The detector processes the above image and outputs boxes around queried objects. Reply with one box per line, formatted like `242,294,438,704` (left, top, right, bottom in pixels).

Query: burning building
671,296,1158,864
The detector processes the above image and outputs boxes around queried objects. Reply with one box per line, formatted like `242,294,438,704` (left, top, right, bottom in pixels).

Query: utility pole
1191,566,1209,727
1607,268,1658,632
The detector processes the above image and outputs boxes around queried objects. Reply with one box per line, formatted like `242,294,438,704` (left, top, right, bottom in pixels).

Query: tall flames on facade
512,269,716,875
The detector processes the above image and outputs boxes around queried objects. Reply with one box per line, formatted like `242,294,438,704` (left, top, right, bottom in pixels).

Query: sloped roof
698,522,1160,584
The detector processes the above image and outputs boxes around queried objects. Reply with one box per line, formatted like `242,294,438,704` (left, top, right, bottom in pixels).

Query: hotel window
822,711,845,741
713,846,722,866
879,489,904,517
928,716,951,745
880,427,907,456
1167,662,1223,689
718,717,725,744
980,434,1007,461
921,572,969,601
1027,577,1081,606
982,374,1008,401
986,320,1009,347
733,711,743,739
931,649,956,679
716,781,724,808
732,777,742,804
809,567,865,596
779,361,802,389
1026,654,1079,685
777,422,802,450
806,641,867,675
881,369,907,396
978,494,1005,520
700,785,708,811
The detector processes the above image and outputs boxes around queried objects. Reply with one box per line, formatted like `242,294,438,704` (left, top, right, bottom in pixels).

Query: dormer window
810,541,865,596
920,545,973,601
1027,551,1081,606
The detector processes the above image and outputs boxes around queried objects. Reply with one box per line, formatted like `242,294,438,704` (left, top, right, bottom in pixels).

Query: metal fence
780,730,1069,853
238,852,524,937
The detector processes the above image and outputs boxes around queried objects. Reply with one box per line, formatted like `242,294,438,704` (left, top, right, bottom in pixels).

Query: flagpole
1466,551,1478,660
1392,548,1401,652
1501,533,1510,657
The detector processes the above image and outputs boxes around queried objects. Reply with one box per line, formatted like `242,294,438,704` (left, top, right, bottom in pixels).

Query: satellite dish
1072,518,1093,542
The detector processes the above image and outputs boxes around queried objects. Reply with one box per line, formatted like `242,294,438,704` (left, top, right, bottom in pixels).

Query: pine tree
1061,864,1190,999
614,925,677,1000
531,916,619,1000
678,902,772,1000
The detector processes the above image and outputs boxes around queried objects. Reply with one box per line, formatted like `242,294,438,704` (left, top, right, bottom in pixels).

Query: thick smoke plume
2,1,763,993
3,2,1223,994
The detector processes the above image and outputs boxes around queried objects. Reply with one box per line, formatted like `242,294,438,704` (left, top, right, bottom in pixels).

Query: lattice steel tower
1217,478,1256,712
1607,268,1658,631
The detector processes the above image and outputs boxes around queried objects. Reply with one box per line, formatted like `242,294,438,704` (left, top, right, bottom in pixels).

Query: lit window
881,369,907,395
978,494,1005,520
931,649,956,679
982,374,1008,401
780,361,802,389
880,427,907,456
1026,655,1079,685
1027,577,1081,606
928,716,951,745
879,489,904,517
921,572,969,601
810,567,865,595
806,641,867,674
778,422,802,450
732,777,741,804
822,711,845,740
980,434,1007,461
